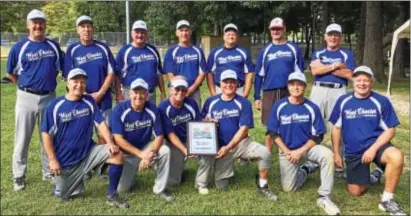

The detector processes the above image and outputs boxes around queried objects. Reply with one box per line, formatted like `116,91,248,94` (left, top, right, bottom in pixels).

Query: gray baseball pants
165,141,186,186
279,144,335,197
195,137,272,188
13,89,55,179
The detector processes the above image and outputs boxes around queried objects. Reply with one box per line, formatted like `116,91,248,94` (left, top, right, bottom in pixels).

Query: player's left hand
216,146,230,159
90,92,103,103
361,148,377,164
286,149,304,164
107,144,120,155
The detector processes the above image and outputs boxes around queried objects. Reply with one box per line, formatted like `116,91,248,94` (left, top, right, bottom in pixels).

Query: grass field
1,59,409,215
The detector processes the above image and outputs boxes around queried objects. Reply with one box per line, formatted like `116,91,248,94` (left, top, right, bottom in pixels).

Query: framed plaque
187,121,218,156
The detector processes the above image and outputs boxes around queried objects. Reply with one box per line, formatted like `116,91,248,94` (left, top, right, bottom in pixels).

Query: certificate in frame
187,121,218,156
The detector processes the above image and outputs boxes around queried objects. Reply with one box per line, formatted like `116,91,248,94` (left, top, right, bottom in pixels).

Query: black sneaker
255,175,277,201
379,199,407,215
13,177,25,192
154,190,174,202
370,168,383,184
106,193,129,209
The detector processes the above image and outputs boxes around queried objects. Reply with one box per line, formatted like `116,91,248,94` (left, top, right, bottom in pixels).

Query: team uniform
40,95,122,200
329,91,400,185
63,40,116,125
195,94,272,189
110,100,171,194
115,43,163,104
267,97,335,196
158,97,200,186
254,41,304,125
7,37,63,181
164,44,208,106
207,45,254,95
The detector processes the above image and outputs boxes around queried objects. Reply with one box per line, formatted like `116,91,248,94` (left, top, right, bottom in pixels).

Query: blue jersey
267,97,326,150
115,43,163,89
110,100,163,150
207,45,254,87
7,37,64,91
329,91,399,156
158,97,200,143
163,44,208,86
40,95,104,169
311,48,355,86
200,94,253,147
63,40,116,111
254,42,304,100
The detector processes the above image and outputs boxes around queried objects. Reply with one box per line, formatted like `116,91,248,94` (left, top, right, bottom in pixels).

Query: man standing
330,66,406,215
310,23,355,177
7,9,64,190
158,76,200,186
206,23,254,98
163,20,209,107
195,70,276,201
115,20,166,104
266,72,340,215
111,78,174,202
41,68,128,208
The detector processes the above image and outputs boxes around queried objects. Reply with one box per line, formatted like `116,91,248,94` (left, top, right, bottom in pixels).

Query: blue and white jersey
158,97,200,144
207,45,254,87
110,100,163,150
7,37,64,91
40,95,104,169
267,97,326,150
63,40,116,111
115,43,163,89
163,44,208,86
254,41,304,100
200,94,253,147
329,91,399,156
311,48,355,86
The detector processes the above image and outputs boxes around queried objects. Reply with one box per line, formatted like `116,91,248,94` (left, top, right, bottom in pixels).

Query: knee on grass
347,185,368,197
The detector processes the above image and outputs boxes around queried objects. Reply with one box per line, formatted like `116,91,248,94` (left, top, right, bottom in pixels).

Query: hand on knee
109,151,124,164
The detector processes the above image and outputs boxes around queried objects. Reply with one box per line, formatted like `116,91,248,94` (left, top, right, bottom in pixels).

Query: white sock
381,191,394,202
259,178,268,187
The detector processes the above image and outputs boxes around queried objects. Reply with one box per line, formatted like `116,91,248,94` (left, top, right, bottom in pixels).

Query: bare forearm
114,135,142,158
114,76,122,95
168,133,186,153
97,122,115,145
149,135,164,153
191,73,206,91
226,127,248,150
369,128,396,152
273,136,291,153
311,63,335,76
7,74,17,84
298,139,316,154
243,73,253,97
98,73,114,95
157,75,166,93
331,126,342,155
332,69,353,79
42,132,57,161
206,73,216,95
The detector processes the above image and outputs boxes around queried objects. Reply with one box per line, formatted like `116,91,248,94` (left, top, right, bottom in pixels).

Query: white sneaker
198,186,209,195
13,178,25,192
317,196,341,215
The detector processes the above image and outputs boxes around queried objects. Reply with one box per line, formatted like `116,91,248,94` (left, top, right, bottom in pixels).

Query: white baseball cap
269,17,285,29
288,72,307,84
76,15,93,26
132,20,147,31
176,20,190,30
220,70,238,82
223,23,238,32
27,9,46,21
130,78,149,91
353,65,374,78
170,79,188,88
325,23,342,34
67,68,88,80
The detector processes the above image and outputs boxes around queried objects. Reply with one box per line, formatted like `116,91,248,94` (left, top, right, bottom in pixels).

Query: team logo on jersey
280,113,310,125
344,108,377,119
124,119,152,131
320,56,342,64
176,54,198,64
131,54,155,63
217,55,242,64
171,113,192,125
75,52,103,65
267,51,292,61
26,49,55,61
59,108,90,122
212,108,239,119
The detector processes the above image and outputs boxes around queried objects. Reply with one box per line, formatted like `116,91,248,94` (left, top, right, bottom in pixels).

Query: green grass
1,60,409,215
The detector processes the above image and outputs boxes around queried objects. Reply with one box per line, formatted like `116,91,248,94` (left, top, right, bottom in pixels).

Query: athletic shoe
83,172,92,180
154,190,174,202
13,178,25,192
197,186,209,195
255,175,277,201
370,167,384,184
334,168,346,179
316,196,341,215
379,199,407,215
239,158,250,166
301,161,319,175
42,175,55,184
106,193,129,209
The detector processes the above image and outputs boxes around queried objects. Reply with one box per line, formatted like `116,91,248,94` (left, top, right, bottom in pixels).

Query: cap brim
78,20,93,26
70,74,88,80
132,86,148,91
326,31,342,34
172,84,188,88
177,24,190,29
269,25,285,29
353,71,373,78
288,79,306,84
224,27,238,32
29,17,46,21
221,78,237,81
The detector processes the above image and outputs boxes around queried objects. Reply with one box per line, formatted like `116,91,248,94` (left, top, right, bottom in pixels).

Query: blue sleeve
40,102,55,133
346,50,355,71
200,98,211,119
199,48,209,73
266,101,280,133
253,48,264,100
239,100,254,128
329,97,343,127
153,108,163,136
312,105,326,136
163,48,175,74
115,47,125,77
311,50,320,61
159,107,174,135
6,44,19,74
245,49,254,73
63,46,73,78
381,98,400,128
89,97,104,124
296,45,304,72
110,105,124,135
207,49,215,73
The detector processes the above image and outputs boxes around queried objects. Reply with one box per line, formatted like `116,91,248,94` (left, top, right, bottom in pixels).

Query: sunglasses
174,87,188,92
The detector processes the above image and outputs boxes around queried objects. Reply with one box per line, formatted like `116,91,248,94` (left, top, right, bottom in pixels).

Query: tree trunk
355,2,366,66
363,2,384,82
311,3,316,55
321,1,329,46
305,25,312,59
348,34,352,50
392,1,408,79
213,22,219,36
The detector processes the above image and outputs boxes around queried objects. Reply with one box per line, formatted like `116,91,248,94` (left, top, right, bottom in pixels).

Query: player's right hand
255,100,261,111
141,149,156,161
49,159,61,176
334,153,343,168
138,159,150,171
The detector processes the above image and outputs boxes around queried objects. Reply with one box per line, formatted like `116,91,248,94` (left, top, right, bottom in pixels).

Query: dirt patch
375,90,409,116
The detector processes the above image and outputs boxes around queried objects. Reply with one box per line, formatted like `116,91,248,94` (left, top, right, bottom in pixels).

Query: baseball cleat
13,177,25,192
379,199,407,215
154,190,175,202
106,193,129,209
317,196,341,215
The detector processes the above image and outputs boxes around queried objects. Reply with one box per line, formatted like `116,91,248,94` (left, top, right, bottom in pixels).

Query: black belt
314,82,345,89
216,83,244,88
18,86,52,95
